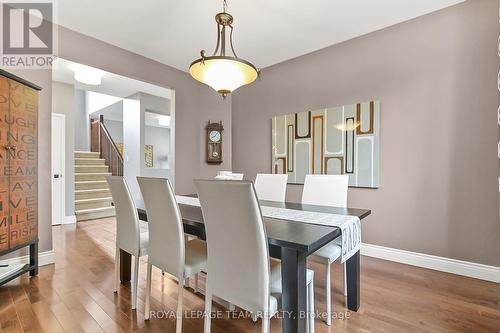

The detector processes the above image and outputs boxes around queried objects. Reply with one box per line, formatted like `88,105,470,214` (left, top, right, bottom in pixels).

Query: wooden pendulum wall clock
206,121,223,164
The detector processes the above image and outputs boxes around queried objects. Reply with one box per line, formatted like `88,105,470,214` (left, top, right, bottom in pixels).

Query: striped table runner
175,195,361,263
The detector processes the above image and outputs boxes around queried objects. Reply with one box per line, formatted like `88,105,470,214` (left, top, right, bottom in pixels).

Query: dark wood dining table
120,198,370,333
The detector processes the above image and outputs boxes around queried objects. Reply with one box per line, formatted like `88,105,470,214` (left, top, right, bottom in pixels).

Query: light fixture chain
223,0,228,12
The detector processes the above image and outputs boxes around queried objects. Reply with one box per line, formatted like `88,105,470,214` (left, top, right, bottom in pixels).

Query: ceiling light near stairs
70,64,105,85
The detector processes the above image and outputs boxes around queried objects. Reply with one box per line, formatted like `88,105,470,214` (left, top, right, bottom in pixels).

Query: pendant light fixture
189,0,258,98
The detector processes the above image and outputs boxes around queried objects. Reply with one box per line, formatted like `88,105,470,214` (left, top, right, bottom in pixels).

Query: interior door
51,113,65,225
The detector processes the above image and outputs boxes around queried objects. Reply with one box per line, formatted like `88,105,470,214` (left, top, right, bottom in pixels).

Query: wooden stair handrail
99,116,123,161
91,115,124,176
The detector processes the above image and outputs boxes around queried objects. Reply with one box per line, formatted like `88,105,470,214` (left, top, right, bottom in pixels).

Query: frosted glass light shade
70,64,104,85
189,56,257,95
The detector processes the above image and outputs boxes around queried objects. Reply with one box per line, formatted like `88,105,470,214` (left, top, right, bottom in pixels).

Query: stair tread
75,172,112,175
74,162,105,163
75,206,115,214
75,197,112,203
75,189,110,193
75,165,109,170
75,158,105,160
75,167,109,170
75,164,108,168
74,154,100,157
75,180,107,183
74,151,113,220
74,152,101,158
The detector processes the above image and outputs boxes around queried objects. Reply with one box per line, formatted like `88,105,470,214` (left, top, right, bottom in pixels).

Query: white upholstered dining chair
303,174,348,326
106,176,148,310
137,177,207,332
195,179,315,333
254,173,288,202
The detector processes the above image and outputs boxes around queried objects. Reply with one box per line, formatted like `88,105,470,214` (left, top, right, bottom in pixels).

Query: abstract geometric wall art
272,101,380,188
116,143,154,168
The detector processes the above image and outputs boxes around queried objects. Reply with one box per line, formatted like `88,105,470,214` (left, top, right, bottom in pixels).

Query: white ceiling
57,0,464,72
52,58,172,99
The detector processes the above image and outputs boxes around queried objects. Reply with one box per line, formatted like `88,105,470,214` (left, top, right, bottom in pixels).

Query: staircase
74,151,115,221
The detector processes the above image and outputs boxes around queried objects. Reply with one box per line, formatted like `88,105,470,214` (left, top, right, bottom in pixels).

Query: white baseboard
63,215,76,224
0,250,55,267
361,243,500,283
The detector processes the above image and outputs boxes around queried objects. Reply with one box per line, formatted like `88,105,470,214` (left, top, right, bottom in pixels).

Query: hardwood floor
1,218,499,332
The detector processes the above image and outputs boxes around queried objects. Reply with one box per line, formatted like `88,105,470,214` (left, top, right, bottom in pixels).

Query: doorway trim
51,113,66,226
169,89,176,190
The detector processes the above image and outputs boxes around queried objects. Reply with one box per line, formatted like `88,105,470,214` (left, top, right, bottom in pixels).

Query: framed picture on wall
145,145,154,168
271,100,380,188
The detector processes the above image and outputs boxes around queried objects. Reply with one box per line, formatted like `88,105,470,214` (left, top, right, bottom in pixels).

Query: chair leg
145,263,152,320
343,263,347,297
262,315,270,333
132,256,139,310
176,281,184,333
194,273,199,293
308,276,315,333
325,262,332,326
204,292,212,333
114,247,120,293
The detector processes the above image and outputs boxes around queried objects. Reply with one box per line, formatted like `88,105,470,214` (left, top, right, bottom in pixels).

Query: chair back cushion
195,179,270,313
254,173,288,202
215,172,244,180
106,176,141,255
302,174,348,208
137,177,185,280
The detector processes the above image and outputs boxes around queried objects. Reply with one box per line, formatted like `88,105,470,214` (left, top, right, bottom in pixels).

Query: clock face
209,130,221,142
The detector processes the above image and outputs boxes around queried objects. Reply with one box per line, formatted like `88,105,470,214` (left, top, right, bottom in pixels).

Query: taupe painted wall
232,0,500,266
196,87,233,179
